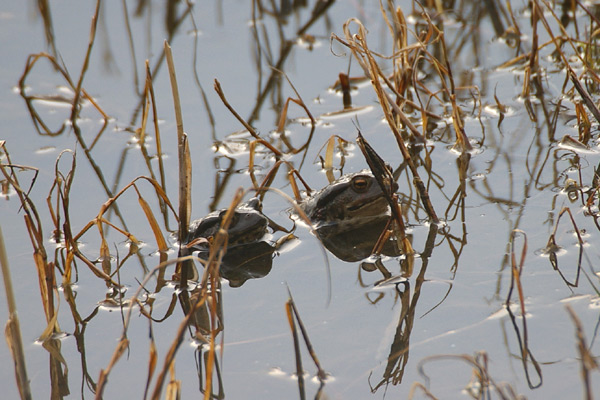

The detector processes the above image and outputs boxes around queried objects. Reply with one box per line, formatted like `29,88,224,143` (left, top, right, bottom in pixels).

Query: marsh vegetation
1,0,600,399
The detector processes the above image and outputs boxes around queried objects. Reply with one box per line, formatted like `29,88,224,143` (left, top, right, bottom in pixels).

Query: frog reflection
198,241,275,287
298,170,401,262
186,198,275,287
315,216,401,262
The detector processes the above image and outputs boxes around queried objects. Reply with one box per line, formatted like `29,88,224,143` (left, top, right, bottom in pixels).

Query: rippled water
1,1,599,399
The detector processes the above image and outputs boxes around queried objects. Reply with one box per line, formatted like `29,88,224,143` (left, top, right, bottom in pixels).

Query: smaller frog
299,170,397,227
187,197,268,249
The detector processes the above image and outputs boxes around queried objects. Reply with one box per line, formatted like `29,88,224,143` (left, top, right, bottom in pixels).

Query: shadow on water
2,0,600,399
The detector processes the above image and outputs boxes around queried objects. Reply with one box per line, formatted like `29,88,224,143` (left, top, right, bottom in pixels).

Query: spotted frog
187,197,268,249
299,170,397,227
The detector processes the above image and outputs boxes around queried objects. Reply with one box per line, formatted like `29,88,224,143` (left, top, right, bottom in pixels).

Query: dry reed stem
275,96,314,151
134,186,169,252
356,132,413,255
565,305,598,400
272,67,317,154
177,190,247,399
73,176,178,244
0,224,32,400
213,79,283,157
95,337,129,399
246,138,288,192
18,46,138,243
285,294,305,400
0,145,60,333
69,0,100,129
286,290,328,383
148,264,221,399
412,8,472,151
274,76,315,134
530,0,600,122
335,18,440,223
546,207,584,287
18,52,108,136
143,329,158,400
324,135,336,183
164,41,191,246
407,382,437,399
247,0,336,123
575,101,591,144
416,351,521,399
95,255,199,399
317,135,350,184
144,61,170,225
165,362,181,400
69,176,178,286
506,230,542,389
286,167,314,200
539,0,600,82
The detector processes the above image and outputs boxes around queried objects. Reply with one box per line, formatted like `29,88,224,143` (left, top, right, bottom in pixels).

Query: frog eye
351,176,370,193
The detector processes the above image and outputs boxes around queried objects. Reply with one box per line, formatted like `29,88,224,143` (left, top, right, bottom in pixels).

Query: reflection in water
248,0,336,124
316,216,400,262
370,223,438,392
505,230,542,389
194,241,275,288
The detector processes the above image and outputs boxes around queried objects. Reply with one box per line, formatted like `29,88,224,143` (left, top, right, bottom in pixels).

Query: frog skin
299,170,397,227
187,197,268,249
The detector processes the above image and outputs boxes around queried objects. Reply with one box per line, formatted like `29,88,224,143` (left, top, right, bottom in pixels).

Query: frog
295,170,401,262
298,170,397,227
187,197,269,249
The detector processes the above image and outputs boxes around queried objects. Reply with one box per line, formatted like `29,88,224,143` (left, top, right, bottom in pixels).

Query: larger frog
297,170,401,262
298,170,397,227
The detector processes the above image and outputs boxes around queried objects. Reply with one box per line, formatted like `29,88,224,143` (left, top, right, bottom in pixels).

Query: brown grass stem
95,255,202,399
247,0,335,123
285,298,306,400
69,0,101,129
506,229,542,389
336,19,440,223
213,79,283,157
164,41,191,244
566,305,598,400
145,61,170,225
0,224,32,400
415,352,521,399
545,207,584,287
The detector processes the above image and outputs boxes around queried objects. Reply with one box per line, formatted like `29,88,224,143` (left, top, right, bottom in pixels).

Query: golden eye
351,176,369,193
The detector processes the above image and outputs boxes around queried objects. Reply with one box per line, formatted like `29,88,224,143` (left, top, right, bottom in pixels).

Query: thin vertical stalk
0,224,32,400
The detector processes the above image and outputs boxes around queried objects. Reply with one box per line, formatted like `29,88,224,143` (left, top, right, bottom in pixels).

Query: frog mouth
346,196,390,216
347,197,382,211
